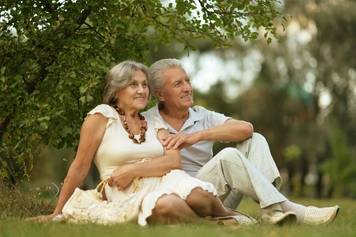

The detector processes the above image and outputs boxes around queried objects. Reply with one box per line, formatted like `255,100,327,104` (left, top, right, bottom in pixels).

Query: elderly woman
32,61,254,226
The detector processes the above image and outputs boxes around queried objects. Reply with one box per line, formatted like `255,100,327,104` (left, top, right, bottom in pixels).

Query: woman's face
116,70,149,111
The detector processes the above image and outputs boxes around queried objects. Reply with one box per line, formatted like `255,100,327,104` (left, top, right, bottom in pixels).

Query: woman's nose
137,85,146,93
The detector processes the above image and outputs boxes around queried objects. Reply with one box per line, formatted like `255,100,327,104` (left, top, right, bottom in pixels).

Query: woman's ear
114,90,121,105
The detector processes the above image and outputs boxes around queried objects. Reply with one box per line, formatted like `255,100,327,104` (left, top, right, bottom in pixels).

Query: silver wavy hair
103,60,150,106
149,58,184,92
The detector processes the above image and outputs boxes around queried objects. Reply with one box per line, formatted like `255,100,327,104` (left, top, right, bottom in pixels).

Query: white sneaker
301,205,339,225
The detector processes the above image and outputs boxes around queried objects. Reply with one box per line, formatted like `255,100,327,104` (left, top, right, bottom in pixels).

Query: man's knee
236,132,267,153
251,132,268,145
218,147,241,159
217,147,244,165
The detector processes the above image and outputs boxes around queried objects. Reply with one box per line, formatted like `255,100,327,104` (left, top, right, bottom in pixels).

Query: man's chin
187,99,194,106
181,101,193,109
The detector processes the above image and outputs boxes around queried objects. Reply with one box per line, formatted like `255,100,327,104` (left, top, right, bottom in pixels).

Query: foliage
0,0,282,183
321,121,356,197
0,181,55,218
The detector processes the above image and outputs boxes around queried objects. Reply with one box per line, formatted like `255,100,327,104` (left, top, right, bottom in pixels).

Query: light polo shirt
143,105,230,177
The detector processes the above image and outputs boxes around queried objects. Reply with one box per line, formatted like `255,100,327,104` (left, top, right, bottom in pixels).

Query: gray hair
103,60,150,106
149,58,184,92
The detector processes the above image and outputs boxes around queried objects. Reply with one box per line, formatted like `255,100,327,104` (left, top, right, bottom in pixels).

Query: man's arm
195,119,253,142
162,119,253,149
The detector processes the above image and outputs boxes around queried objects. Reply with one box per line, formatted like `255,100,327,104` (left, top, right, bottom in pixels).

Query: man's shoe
261,209,297,225
301,205,339,225
212,211,258,226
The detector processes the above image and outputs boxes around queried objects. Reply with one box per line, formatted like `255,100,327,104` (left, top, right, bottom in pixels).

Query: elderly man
143,58,339,225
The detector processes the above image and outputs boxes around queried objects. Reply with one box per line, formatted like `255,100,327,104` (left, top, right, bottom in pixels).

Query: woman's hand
108,164,136,191
26,213,58,222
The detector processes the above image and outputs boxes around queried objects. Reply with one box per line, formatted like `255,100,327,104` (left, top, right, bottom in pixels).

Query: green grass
1,198,355,237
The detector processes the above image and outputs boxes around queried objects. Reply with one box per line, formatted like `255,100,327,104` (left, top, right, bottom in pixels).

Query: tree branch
83,22,106,40
41,0,59,20
24,7,92,95
0,117,10,143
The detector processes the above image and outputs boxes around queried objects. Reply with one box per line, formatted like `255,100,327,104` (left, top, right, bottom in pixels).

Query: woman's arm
31,114,107,220
109,129,181,190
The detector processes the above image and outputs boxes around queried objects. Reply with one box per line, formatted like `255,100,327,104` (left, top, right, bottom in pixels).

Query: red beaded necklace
115,106,147,144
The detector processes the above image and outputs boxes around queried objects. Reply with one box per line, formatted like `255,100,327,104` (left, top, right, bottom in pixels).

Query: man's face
157,67,193,111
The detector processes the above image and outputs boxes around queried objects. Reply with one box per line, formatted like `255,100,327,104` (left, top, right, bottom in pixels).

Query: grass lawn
1,198,355,237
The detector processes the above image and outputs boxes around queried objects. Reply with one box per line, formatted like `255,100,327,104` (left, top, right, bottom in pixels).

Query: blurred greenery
191,0,356,198
0,180,54,218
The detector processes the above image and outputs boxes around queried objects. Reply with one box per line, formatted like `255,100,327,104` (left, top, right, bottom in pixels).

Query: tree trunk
299,157,308,197
315,169,323,198
0,117,17,185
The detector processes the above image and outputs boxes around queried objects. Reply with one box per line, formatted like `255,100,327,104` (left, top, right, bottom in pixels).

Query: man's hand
108,165,136,191
161,132,200,150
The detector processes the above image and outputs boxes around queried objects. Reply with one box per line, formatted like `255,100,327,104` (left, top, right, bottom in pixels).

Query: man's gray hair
149,58,184,91
103,60,150,106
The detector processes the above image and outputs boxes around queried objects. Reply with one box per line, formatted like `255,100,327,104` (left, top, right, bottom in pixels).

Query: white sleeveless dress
62,104,217,226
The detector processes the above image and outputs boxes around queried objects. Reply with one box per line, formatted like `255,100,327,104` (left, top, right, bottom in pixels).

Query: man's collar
153,104,204,132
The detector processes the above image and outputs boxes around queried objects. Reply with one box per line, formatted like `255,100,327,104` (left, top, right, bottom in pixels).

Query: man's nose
182,81,192,91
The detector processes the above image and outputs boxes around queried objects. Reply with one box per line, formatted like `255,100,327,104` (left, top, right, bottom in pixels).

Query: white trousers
196,133,286,209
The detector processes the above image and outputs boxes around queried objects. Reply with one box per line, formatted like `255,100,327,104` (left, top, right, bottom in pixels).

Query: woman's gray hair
103,60,150,106
149,58,183,92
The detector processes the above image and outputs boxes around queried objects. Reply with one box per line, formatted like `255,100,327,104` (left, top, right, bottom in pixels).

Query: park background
0,0,355,236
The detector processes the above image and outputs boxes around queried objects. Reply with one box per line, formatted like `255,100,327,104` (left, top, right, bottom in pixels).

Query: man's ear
155,90,165,102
